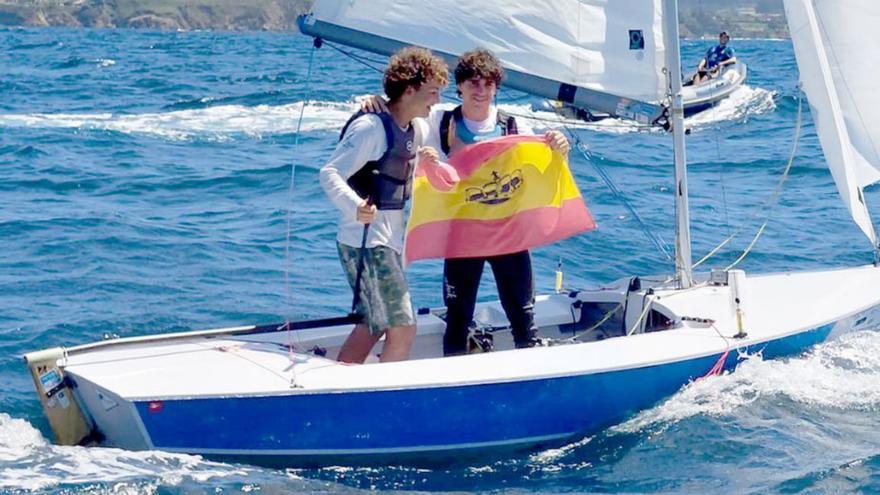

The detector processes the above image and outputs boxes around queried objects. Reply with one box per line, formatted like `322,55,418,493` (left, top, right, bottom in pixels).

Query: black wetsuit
439,107,538,355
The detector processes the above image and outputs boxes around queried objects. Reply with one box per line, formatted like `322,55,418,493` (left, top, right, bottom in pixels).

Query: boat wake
503,85,776,135
0,413,250,492
685,85,777,131
614,329,880,435
0,412,391,493
0,99,525,141
0,86,775,141
0,100,360,141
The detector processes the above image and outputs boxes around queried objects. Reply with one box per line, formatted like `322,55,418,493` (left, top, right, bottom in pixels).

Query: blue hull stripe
135,323,833,454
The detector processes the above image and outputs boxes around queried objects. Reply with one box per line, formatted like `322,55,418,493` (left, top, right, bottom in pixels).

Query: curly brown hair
383,47,449,102
454,48,504,86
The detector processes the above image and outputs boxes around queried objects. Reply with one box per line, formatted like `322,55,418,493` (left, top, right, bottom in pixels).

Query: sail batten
301,0,668,123
784,0,880,245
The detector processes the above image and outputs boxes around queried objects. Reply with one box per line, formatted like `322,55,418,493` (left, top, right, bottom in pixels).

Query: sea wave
0,101,357,141
614,330,880,434
0,413,249,492
685,85,777,130
0,86,776,141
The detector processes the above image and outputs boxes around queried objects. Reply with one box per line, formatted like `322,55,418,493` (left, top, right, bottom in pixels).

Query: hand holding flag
417,146,460,191
405,135,596,264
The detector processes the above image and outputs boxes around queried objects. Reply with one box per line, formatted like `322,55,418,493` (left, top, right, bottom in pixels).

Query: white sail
302,0,667,121
784,0,880,244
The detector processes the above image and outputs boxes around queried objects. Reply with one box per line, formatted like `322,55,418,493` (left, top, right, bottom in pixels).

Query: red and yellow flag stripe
405,135,595,264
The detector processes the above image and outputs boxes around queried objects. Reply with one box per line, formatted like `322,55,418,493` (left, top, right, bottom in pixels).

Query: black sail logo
465,169,524,205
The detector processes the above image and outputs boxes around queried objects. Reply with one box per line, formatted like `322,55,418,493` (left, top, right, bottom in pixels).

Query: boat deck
58,265,880,401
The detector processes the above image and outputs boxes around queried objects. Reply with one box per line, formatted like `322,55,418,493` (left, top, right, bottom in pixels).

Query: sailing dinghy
541,62,748,122
24,0,880,466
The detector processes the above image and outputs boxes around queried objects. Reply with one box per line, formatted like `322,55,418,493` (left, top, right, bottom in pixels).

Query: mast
662,0,693,288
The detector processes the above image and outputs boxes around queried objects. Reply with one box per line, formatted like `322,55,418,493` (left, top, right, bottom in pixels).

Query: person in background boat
320,47,449,364
361,48,570,356
692,31,737,85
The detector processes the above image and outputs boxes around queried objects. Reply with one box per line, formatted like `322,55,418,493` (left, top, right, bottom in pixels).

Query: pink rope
700,349,730,380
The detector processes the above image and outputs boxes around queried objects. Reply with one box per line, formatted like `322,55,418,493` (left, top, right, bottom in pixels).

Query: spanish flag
405,135,596,264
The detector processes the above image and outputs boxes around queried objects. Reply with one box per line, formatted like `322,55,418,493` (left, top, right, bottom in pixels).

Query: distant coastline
0,0,311,31
679,0,788,39
0,0,788,38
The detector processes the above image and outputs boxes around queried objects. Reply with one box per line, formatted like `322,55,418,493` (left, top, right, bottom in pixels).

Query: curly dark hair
383,47,449,102
454,48,504,86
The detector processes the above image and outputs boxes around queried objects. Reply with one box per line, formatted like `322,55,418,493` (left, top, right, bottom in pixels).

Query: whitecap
0,413,249,491
685,85,777,129
613,330,880,434
529,435,594,465
0,100,360,141
498,85,776,135
0,86,774,141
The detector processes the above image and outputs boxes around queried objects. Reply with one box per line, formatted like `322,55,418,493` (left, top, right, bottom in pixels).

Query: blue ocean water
1,27,879,493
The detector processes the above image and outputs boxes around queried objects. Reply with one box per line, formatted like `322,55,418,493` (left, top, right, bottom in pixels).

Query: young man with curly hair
363,48,570,356
320,46,449,363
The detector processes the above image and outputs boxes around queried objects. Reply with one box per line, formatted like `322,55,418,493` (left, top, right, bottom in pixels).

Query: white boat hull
682,63,748,115
25,264,880,466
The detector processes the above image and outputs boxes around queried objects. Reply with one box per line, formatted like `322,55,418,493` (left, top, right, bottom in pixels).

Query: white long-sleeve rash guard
319,113,429,254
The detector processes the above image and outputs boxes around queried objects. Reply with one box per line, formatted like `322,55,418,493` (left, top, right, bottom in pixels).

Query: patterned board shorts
337,242,416,336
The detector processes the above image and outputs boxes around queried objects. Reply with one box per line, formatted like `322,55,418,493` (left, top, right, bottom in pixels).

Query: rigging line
575,138,674,261
58,347,218,367
626,294,655,336
497,108,647,131
500,104,658,131
563,301,625,343
699,323,733,379
564,128,674,260
523,93,660,128
329,41,389,66
725,223,766,270
693,88,804,270
711,320,735,373
709,322,733,349
191,341,297,386
495,87,657,131
323,40,386,74
711,86,732,240
292,46,317,148
566,272,713,342
283,42,318,378
567,274,718,344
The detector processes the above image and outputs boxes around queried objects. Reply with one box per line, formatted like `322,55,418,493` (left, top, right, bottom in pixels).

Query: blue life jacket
705,44,734,69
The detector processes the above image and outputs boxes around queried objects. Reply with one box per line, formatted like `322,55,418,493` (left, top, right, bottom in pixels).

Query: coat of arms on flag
405,135,596,264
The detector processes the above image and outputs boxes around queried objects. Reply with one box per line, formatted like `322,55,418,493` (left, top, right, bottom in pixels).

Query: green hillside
0,0,788,37
0,0,310,30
